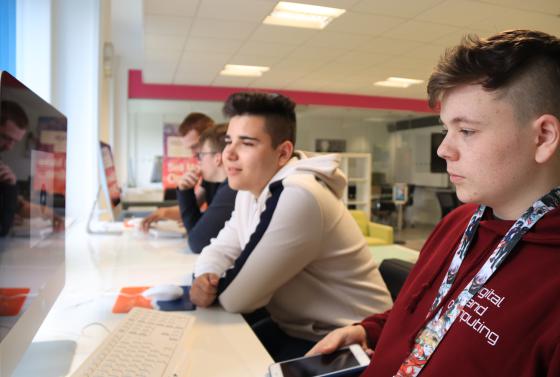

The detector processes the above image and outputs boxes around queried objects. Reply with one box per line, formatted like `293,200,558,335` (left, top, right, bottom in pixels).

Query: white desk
369,244,419,265
13,222,273,376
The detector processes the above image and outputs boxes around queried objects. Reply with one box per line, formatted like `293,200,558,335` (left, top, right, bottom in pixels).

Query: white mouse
142,284,183,301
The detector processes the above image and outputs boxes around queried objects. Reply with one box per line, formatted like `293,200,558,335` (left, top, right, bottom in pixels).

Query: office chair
435,191,460,219
379,258,415,302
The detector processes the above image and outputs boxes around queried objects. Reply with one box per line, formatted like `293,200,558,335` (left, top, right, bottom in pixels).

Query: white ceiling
132,0,560,121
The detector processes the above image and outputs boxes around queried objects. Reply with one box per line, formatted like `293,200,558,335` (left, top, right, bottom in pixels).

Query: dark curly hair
428,30,560,124
1,100,29,130
223,92,296,147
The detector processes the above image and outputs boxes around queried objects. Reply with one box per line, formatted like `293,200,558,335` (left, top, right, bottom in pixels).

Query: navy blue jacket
177,180,236,253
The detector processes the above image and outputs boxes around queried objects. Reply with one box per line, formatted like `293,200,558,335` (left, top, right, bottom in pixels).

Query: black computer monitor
430,132,446,173
0,71,66,376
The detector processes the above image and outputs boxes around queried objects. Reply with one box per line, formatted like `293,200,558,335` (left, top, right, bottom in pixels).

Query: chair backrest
435,191,460,218
348,210,368,236
379,258,414,301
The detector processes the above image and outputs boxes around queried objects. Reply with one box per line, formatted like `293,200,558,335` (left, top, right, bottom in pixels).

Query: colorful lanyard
395,187,560,377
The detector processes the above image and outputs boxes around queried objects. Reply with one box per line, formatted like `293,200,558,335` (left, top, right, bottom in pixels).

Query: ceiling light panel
263,1,346,30
220,64,270,77
374,76,424,88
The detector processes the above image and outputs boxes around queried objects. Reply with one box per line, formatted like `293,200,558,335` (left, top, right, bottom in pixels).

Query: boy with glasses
177,124,236,253
141,112,215,232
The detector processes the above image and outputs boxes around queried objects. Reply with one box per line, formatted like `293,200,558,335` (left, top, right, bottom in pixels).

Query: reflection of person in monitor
308,30,560,377
141,113,215,232
177,123,236,253
190,92,392,361
0,101,64,236
0,100,29,235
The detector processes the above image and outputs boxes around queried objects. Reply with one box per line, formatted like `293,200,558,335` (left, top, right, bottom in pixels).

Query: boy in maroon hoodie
308,30,560,377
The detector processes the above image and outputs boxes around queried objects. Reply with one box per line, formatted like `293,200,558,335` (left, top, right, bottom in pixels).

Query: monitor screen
99,141,124,221
0,71,66,376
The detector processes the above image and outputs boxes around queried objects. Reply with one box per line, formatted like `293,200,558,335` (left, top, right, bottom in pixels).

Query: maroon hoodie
361,204,560,377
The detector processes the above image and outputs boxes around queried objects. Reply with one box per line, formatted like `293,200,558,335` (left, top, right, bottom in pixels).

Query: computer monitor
0,71,66,376
98,141,153,222
99,141,123,221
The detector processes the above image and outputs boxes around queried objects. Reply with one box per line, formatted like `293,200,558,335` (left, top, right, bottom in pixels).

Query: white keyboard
71,307,196,377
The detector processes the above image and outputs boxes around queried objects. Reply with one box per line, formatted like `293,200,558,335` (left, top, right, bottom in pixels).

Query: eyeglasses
196,151,218,160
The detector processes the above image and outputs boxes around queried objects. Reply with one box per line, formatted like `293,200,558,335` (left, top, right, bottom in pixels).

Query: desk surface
369,244,419,265
14,223,273,376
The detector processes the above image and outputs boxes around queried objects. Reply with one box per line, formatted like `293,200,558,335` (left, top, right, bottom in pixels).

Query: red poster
100,142,121,207
35,117,67,195
162,123,198,190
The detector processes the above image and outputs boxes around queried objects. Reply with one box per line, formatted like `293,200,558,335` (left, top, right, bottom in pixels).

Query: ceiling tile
416,0,506,27
212,75,258,87
299,0,362,9
178,51,233,71
144,48,182,64
305,31,372,49
144,0,199,17
174,66,219,85
351,0,445,18
236,40,297,57
185,37,244,55
361,59,433,82
191,18,259,40
248,75,296,89
250,24,319,45
327,11,405,36
144,15,192,35
287,45,348,62
387,20,464,43
431,29,493,48
333,51,389,68
228,54,282,66
197,0,275,22
397,43,445,63
271,59,325,74
144,33,186,50
357,36,425,56
481,0,560,15
468,9,560,37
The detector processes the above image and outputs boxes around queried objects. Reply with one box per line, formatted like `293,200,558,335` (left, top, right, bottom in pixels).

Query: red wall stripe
128,69,434,113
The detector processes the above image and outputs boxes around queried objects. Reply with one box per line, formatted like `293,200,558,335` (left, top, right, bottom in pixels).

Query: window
0,0,16,74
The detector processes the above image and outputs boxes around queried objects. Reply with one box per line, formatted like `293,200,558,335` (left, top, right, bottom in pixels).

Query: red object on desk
0,288,31,316
112,287,153,313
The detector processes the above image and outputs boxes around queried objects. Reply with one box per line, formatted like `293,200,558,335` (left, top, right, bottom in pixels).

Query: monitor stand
86,186,123,235
12,340,77,377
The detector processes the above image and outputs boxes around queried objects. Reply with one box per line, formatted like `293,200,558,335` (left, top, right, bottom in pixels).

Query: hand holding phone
269,344,370,377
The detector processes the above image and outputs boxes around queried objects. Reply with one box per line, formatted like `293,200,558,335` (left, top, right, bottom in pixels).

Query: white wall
16,0,101,221
16,0,51,102
388,125,451,225
297,116,391,171
52,0,101,221
388,125,448,187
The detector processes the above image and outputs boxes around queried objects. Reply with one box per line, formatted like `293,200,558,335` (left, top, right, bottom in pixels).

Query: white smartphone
268,344,370,377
